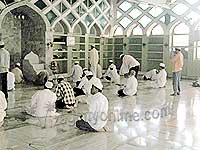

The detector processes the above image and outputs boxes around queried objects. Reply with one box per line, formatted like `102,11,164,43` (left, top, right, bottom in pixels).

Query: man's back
11,67,23,83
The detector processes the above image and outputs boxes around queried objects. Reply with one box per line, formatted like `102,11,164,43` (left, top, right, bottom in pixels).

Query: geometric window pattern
33,0,111,30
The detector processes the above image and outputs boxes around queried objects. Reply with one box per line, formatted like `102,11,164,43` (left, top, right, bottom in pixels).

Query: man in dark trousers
0,41,10,99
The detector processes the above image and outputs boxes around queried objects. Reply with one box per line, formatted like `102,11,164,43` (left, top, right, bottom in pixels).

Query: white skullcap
109,60,113,63
159,63,165,68
85,71,93,76
90,77,103,90
74,61,79,64
16,63,20,66
119,54,124,58
0,41,5,46
45,81,53,89
58,75,64,79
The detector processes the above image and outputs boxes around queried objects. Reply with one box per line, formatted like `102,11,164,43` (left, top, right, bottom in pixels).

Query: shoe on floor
170,93,177,96
177,92,180,95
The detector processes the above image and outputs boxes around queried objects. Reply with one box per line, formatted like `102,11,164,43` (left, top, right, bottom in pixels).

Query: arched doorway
0,5,47,67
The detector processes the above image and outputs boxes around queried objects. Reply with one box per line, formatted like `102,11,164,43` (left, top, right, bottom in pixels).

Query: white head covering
45,82,53,89
159,63,165,68
85,71,93,76
119,54,124,58
90,77,103,90
16,63,20,67
74,61,79,64
109,60,113,63
0,41,5,46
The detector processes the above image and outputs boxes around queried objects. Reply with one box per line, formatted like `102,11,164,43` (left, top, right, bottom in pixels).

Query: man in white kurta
76,77,108,132
89,45,99,77
153,63,167,88
73,71,93,97
70,61,83,85
26,82,59,117
11,63,23,84
143,69,157,80
0,41,10,99
119,54,140,78
118,70,138,97
104,60,120,85
7,71,15,91
0,91,7,126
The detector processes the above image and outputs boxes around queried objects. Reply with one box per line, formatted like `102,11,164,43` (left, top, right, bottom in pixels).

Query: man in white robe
76,77,108,132
104,60,120,85
0,91,7,126
143,69,157,80
11,63,23,84
89,45,99,77
26,82,59,117
73,71,93,97
7,71,15,91
0,41,10,99
118,70,138,97
152,63,167,88
119,54,140,78
70,61,83,86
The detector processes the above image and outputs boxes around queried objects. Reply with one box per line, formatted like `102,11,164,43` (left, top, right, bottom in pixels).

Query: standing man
89,45,99,77
119,54,140,78
171,48,184,96
0,41,10,99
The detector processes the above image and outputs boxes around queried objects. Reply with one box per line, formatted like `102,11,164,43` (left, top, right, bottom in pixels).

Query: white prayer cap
85,71,93,76
45,81,53,89
57,75,64,79
109,60,113,63
0,41,4,46
74,61,79,64
159,63,165,68
90,77,103,90
16,63,20,66
119,54,124,58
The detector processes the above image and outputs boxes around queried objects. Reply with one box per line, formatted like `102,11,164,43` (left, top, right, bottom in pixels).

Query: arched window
172,23,189,47
132,26,143,35
151,24,164,35
114,27,123,36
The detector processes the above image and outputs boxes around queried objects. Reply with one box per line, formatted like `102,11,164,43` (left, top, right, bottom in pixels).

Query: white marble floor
1,79,200,150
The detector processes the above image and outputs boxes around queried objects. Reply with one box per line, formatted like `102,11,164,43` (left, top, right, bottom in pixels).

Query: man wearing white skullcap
11,63,23,84
73,71,94,97
0,91,7,127
152,63,167,88
26,81,59,117
103,60,120,85
0,41,10,99
70,61,83,86
76,77,108,132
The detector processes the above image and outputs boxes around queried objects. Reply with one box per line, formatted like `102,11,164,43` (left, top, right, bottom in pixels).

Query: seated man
35,70,49,86
103,60,120,85
55,76,76,111
76,77,108,132
151,63,167,88
118,70,138,97
73,71,93,97
7,71,15,91
26,82,59,117
0,91,7,126
11,63,23,84
70,61,83,86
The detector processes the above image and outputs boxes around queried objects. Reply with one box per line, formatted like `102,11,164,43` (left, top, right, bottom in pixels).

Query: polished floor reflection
1,79,200,150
